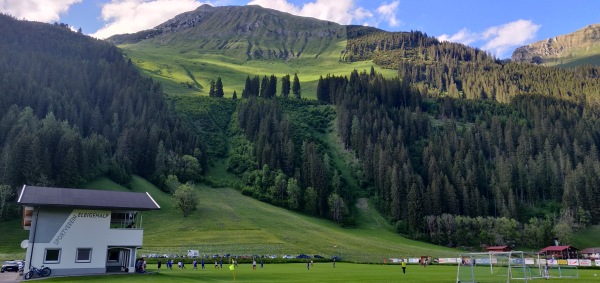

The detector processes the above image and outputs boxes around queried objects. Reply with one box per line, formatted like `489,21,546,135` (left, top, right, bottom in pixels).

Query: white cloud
354,7,373,22
0,0,81,23
438,28,478,45
481,19,541,57
91,0,206,39
248,0,372,25
437,19,540,58
376,1,400,27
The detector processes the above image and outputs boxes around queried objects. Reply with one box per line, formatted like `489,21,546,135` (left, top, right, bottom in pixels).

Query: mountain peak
107,5,343,60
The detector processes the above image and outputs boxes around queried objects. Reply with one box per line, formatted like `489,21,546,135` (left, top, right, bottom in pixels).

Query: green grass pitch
38,263,600,283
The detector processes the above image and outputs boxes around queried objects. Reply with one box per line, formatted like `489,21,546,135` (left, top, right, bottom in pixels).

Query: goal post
456,251,528,283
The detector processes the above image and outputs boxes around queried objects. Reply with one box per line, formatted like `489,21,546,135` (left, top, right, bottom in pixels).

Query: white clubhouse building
18,185,160,276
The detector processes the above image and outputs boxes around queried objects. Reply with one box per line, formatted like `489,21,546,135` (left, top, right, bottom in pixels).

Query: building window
44,249,61,264
76,248,92,263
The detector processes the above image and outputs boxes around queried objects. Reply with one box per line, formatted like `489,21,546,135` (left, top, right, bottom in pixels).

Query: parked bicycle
24,265,51,279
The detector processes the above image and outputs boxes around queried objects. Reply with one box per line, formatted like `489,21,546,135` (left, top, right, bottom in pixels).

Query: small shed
538,245,579,259
580,247,600,259
486,246,512,252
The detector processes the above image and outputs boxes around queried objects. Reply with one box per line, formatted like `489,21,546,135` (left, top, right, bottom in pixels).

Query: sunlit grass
37,263,600,283
79,176,458,260
119,38,397,99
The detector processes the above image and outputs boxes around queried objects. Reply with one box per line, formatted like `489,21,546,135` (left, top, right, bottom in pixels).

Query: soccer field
39,263,600,283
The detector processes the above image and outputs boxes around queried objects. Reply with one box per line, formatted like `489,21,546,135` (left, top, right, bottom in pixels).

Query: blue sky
2,0,599,58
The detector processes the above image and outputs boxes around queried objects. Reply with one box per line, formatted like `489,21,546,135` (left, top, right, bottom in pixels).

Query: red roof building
486,246,512,252
538,245,579,259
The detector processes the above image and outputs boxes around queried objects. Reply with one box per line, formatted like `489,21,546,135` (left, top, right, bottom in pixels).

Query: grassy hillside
82,176,458,260
512,24,600,67
571,225,600,249
110,5,398,98
542,45,600,67
119,40,397,99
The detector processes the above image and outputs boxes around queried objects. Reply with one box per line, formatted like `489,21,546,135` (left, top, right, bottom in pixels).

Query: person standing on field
402,260,406,274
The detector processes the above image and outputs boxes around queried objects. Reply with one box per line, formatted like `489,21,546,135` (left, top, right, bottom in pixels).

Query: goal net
456,251,528,283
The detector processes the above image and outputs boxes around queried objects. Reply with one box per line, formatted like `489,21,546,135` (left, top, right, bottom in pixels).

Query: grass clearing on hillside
571,225,600,248
119,41,398,99
83,176,458,261
542,45,600,68
38,263,600,283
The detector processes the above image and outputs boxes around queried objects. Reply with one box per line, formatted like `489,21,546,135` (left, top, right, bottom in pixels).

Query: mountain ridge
512,23,600,66
107,4,344,61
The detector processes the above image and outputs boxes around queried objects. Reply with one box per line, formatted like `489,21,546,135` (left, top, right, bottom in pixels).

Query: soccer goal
456,251,528,283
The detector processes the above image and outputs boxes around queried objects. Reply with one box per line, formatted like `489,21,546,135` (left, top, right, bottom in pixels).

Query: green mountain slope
107,5,397,98
83,176,456,259
109,4,344,61
512,24,600,67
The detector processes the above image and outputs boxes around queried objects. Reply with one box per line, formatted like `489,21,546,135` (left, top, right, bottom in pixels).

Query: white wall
27,209,143,273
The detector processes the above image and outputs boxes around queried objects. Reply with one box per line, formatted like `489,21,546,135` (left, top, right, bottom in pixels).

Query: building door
107,247,132,272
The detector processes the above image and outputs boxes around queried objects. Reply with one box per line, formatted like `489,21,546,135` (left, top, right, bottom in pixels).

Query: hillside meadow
119,40,398,98
83,176,458,260
540,45,600,68
2,174,599,262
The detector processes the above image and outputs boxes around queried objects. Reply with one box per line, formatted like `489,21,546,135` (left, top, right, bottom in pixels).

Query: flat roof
18,185,160,210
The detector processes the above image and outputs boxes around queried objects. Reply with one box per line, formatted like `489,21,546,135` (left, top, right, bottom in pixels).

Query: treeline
315,70,600,246
241,74,301,99
343,25,494,70
344,24,600,105
0,14,204,219
424,207,587,248
399,59,600,104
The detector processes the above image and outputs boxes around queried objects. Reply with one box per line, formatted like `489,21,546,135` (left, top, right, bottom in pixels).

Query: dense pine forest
225,27,600,248
0,15,204,219
3,12,600,250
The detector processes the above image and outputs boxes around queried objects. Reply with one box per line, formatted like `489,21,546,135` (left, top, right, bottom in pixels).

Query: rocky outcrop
153,4,215,33
511,24,600,64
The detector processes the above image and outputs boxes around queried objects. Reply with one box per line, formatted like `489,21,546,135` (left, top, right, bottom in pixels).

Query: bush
241,186,255,196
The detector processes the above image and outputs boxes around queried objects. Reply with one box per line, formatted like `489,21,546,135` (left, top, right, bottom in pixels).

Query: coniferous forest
2,14,600,250
0,15,204,219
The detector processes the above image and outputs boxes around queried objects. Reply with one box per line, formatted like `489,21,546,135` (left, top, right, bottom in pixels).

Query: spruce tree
269,74,277,98
260,76,269,98
215,77,224,98
242,76,251,98
292,73,301,99
209,79,216,97
281,74,291,97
